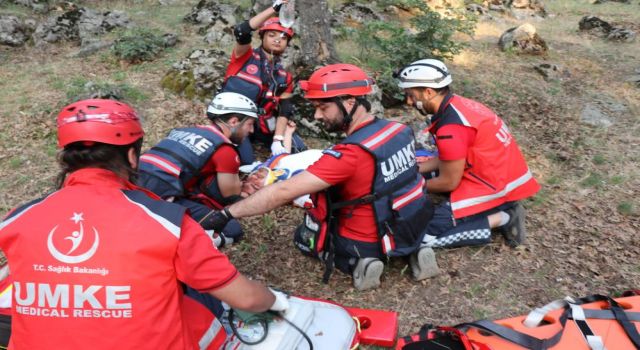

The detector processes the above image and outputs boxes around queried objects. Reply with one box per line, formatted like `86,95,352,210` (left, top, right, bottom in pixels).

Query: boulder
331,2,384,27
579,16,636,42
33,6,133,46
498,23,548,55
0,15,34,47
161,48,229,101
467,0,547,18
533,63,570,81
607,27,636,42
184,0,238,26
71,38,113,57
77,9,132,41
162,33,178,48
580,103,612,128
11,0,49,13
202,21,235,49
593,0,630,3
579,16,612,35
627,68,640,87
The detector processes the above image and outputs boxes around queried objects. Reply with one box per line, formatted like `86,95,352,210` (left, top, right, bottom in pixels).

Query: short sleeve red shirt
306,143,377,243
435,124,477,161
175,216,239,291
210,144,241,174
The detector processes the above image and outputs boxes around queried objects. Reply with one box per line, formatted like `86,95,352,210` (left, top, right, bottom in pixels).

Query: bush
341,0,476,106
64,77,148,105
112,28,166,63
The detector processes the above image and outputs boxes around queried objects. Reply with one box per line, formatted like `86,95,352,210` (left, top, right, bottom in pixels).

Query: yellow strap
350,316,362,349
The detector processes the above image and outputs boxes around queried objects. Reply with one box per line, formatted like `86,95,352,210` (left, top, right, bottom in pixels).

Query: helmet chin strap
332,97,360,131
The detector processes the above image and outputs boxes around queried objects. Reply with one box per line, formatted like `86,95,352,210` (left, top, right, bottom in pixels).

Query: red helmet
259,17,294,39
57,99,144,148
299,64,375,99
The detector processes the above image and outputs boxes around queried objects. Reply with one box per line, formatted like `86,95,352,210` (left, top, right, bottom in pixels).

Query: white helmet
396,59,452,89
207,92,258,119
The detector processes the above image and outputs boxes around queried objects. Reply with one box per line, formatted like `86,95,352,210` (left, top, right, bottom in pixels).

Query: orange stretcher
397,293,640,350
463,294,640,349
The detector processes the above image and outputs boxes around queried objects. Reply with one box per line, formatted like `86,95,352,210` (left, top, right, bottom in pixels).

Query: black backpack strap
330,179,409,211
606,295,640,349
321,189,339,284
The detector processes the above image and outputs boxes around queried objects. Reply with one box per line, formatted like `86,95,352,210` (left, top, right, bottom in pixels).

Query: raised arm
232,1,286,58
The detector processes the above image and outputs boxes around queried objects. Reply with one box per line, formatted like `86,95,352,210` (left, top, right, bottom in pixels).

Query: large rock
77,9,132,40
579,16,612,35
498,23,548,55
33,5,133,46
508,0,547,18
202,20,235,49
580,103,612,128
11,0,49,13
533,63,570,81
331,2,384,26
184,0,239,26
593,0,631,3
467,0,547,18
607,27,636,42
161,48,229,101
0,15,35,47
579,16,636,42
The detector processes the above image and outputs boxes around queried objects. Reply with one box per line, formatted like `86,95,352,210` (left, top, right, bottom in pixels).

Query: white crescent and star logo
47,212,100,264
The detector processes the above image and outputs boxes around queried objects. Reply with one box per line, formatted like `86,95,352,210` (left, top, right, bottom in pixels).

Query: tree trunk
296,0,338,67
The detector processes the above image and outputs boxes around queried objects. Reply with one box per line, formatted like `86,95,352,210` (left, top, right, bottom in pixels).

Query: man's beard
322,118,345,133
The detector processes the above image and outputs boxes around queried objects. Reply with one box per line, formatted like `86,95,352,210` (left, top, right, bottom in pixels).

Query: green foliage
112,28,166,63
339,0,476,104
617,202,635,216
64,77,148,105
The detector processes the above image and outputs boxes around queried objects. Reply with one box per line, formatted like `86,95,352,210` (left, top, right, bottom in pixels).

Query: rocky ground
1,0,639,348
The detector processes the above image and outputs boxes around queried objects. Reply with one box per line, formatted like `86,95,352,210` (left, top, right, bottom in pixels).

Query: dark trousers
294,224,383,275
422,201,516,248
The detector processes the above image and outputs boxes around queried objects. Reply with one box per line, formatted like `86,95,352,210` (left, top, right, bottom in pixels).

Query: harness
303,119,433,283
138,126,232,203
222,48,292,134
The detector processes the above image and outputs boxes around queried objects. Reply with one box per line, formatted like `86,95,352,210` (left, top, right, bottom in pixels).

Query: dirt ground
1,0,639,347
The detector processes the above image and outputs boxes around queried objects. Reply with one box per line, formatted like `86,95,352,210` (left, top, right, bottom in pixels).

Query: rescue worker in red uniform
223,0,306,165
396,59,540,248
138,92,257,247
0,99,288,349
207,64,439,291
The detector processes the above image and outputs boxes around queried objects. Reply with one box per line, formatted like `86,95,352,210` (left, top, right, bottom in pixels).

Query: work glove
272,0,285,12
270,140,287,155
202,208,233,233
268,288,290,313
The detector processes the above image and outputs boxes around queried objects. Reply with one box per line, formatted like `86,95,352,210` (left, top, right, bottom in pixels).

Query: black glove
202,208,233,232
272,0,284,12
